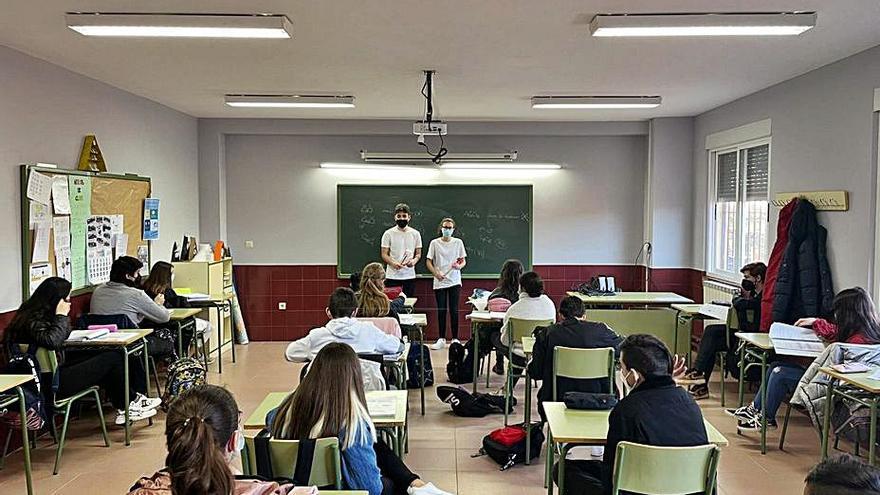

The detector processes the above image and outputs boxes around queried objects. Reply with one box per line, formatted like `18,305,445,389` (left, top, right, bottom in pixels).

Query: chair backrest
506,318,554,347
244,434,342,488
357,317,402,338
77,313,139,329
612,441,720,495
17,344,58,373
552,346,616,400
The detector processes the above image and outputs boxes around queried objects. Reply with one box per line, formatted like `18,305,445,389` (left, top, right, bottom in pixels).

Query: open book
367,397,397,417
67,329,110,341
769,322,825,357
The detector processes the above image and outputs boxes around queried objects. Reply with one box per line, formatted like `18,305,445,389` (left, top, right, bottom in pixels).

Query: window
708,140,770,281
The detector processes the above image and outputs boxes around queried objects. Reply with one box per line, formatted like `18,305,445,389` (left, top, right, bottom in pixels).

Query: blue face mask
441,228,454,238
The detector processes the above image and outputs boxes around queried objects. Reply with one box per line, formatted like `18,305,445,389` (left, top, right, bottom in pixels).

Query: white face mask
619,368,640,396
171,273,176,284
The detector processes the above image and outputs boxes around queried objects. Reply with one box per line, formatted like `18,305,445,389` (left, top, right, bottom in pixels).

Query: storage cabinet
172,258,234,356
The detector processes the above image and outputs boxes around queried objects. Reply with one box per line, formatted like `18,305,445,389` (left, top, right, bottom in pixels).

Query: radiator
703,279,739,305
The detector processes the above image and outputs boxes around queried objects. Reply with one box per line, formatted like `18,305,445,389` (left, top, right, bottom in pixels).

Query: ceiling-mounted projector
413,121,447,136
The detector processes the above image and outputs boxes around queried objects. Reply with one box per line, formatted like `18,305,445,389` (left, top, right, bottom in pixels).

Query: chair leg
503,362,511,426
718,352,726,408
54,403,74,475
0,428,12,469
149,357,162,394
779,402,793,451
91,390,111,447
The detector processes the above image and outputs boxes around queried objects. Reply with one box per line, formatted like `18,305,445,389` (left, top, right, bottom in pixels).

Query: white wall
0,45,199,311
210,128,648,266
693,44,880,290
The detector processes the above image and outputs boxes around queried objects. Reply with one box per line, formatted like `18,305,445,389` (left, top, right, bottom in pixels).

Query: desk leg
525,376,532,465
123,348,131,446
870,396,878,465
674,310,681,365
557,444,571,495
419,327,425,416
472,322,480,394
177,324,184,358
143,339,151,396
737,343,746,408
545,432,554,493
230,302,236,364
821,381,834,459
759,351,768,455
216,305,224,374
16,386,33,495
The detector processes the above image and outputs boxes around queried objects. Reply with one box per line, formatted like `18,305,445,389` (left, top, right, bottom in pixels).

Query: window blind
716,151,738,201
745,144,769,200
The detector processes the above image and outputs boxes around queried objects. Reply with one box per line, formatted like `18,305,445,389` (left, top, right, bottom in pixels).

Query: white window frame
706,137,772,283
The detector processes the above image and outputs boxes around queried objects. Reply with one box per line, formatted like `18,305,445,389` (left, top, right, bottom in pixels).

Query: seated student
357,263,406,321
4,278,160,425
90,256,171,326
804,454,880,495
555,334,707,495
483,259,524,375
729,287,880,430
683,262,766,400
528,295,622,421
142,261,212,360
494,271,556,385
285,287,403,391
130,384,314,495
269,343,452,495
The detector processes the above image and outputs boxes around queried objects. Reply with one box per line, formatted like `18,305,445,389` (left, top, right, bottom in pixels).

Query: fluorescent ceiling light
440,163,561,170
532,96,661,109
320,163,433,171
590,12,816,37
66,13,293,38
361,151,517,163
225,95,354,108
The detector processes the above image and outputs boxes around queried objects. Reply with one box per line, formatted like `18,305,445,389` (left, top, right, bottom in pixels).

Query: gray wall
217,130,648,265
693,44,880,290
0,45,199,311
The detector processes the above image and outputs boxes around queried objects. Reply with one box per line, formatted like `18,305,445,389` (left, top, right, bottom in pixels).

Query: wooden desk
567,291,694,306
0,375,34,495
168,308,202,357
189,293,235,373
398,314,427,416
543,402,728,495
819,367,880,464
65,329,153,446
672,303,729,322
169,308,202,320
403,297,417,309
466,311,506,393
734,332,774,455
245,390,409,456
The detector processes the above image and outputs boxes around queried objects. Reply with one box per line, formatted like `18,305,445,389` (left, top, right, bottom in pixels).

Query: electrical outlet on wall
245,240,254,248
278,302,287,310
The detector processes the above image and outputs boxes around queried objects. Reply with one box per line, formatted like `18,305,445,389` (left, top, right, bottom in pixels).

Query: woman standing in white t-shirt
426,217,467,350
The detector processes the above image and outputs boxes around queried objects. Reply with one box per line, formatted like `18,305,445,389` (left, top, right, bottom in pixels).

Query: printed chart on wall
20,165,152,297
143,198,160,240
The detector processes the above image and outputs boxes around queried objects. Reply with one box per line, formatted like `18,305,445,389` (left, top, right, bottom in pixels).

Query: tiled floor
0,343,830,494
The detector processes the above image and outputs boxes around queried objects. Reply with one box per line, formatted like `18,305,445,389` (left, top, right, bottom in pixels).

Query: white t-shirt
381,226,422,280
427,237,467,290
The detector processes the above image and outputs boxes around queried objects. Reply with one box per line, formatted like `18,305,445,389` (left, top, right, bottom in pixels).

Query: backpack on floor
406,343,434,389
161,357,207,411
0,344,47,431
446,340,475,384
436,385,514,417
474,422,545,471
831,399,880,453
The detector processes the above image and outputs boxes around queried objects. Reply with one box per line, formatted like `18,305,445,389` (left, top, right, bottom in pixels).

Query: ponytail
164,385,239,495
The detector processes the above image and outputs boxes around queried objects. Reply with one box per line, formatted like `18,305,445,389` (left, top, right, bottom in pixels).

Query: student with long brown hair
269,343,452,495
130,384,313,495
142,261,212,359
357,262,406,321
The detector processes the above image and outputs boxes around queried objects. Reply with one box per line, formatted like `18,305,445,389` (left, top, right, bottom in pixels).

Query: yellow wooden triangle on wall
77,134,107,172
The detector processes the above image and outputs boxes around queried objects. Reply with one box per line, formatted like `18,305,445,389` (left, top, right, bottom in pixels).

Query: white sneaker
130,393,162,412
451,339,461,345
590,446,605,458
429,339,446,350
115,407,157,425
408,482,454,495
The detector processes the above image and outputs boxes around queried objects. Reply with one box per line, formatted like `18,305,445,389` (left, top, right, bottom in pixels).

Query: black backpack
831,400,880,453
436,385,514,417
474,422,545,471
406,343,434,389
446,340,475,384
0,344,48,431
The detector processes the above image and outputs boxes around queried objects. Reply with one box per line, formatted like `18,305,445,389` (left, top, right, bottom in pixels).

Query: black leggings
375,438,419,495
434,285,461,340
57,350,147,410
693,324,735,381
385,279,416,299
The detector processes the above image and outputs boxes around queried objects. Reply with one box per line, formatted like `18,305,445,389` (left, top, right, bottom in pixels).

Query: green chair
503,317,554,427
611,441,721,495
27,346,111,475
243,434,342,488
544,346,616,488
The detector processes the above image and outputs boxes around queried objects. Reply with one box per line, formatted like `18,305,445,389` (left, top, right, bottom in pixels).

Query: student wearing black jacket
528,295,622,421
142,261,213,359
554,334,708,495
3,278,160,425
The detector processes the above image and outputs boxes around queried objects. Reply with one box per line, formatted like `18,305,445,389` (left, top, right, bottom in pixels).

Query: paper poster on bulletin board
143,198,160,240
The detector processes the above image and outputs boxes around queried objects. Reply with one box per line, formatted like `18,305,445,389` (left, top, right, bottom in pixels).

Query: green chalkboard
337,185,532,278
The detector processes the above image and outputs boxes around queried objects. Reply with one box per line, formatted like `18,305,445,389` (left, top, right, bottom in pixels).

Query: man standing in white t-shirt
380,203,422,298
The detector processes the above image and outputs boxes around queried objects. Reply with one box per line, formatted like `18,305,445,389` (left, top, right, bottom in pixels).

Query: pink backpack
487,298,512,313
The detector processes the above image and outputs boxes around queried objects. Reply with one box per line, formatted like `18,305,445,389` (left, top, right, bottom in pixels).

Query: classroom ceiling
2,1,880,121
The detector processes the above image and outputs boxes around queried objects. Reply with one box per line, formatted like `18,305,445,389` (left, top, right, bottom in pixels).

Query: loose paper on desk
26,170,52,206
29,200,51,228
68,175,91,287
114,233,129,260
29,263,52,294
32,223,50,263
51,176,71,214
53,216,70,250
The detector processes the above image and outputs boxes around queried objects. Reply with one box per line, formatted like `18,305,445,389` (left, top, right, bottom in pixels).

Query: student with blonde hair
357,262,406,321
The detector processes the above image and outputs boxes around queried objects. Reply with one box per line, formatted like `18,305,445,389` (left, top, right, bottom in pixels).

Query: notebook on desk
67,329,110,341
367,397,396,417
